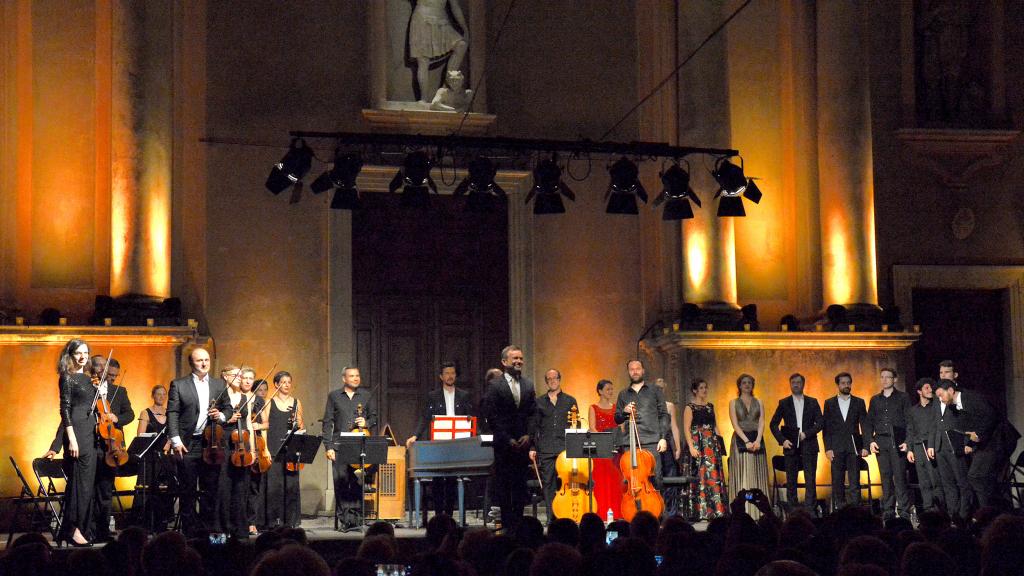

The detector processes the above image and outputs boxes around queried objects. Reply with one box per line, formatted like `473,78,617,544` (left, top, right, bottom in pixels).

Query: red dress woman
589,379,624,520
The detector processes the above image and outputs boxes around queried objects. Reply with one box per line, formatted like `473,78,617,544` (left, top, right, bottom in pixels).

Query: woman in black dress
257,371,305,529
57,338,96,546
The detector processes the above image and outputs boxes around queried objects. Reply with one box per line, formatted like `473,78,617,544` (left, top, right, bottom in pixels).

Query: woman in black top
258,371,305,529
57,338,95,546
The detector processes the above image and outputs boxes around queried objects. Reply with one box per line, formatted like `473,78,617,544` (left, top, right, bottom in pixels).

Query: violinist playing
257,370,305,530
166,346,233,538
614,360,670,489
528,369,577,523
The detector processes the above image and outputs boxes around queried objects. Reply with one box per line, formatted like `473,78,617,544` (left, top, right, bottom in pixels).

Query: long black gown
59,371,98,540
261,398,302,528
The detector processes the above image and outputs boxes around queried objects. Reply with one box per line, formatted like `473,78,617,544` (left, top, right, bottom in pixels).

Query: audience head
250,543,330,576
334,557,375,576
367,520,396,539
425,513,458,550
981,514,1024,576
754,560,817,576
547,517,580,547
900,541,954,576
629,510,659,548
357,534,398,564
838,535,895,575
531,542,582,576
515,516,547,550
578,512,607,553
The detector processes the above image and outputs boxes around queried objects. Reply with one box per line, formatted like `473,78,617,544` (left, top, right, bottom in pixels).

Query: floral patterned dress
688,402,728,519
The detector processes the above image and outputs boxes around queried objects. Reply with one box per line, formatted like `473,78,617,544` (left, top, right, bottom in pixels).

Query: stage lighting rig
653,162,700,220
389,151,437,208
265,138,313,195
311,150,364,210
605,157,648,215
454,156,506,212
712,157,762,217
525,157,575,215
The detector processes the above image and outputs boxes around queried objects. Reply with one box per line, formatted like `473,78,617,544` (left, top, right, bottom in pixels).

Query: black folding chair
7,457,57,544
771,455,813,517
1008,451,1024,509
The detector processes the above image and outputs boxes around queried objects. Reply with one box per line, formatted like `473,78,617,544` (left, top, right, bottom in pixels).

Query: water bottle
606,508,614,525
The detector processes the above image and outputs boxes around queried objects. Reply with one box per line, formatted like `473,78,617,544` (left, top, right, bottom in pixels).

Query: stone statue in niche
408,0,469,106
915,0,991,127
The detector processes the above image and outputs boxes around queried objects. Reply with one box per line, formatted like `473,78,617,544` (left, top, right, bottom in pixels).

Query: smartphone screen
606,530,619,545
654,555,664,566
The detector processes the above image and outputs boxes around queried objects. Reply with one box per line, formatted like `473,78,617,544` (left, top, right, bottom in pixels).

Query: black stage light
454,156,506,212
653,163,701,220
388,151,436,208
605,157,648,215
266,138,313,195
524,157,575,215
712,157,762,217
311,150,364,210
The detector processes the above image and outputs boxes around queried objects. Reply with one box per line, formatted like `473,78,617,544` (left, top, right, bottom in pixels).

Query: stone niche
643,330,919,502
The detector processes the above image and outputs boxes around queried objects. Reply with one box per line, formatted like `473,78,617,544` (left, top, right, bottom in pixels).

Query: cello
618,401,664,520
550,405,596,523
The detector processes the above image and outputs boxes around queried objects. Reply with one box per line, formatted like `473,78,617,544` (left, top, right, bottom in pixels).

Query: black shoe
60,537,93,548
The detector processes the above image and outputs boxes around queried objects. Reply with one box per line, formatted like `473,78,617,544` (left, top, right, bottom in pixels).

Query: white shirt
838,394,852,420
193,372,211,435
792,395,804,430
940,402,947,415
504,372,520,406
954,392,963,411
443,387,456,416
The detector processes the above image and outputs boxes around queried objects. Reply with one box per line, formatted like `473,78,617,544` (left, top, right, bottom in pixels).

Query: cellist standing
614,360,670,489
528,369,577,523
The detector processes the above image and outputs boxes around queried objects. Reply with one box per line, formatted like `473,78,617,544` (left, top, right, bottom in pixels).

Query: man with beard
481,345,535,533
614,360,670,487
822,372,868,508
933,376,998,513
863,367,911,520
529,369,577,522
906,377,944,512
769,373,823,513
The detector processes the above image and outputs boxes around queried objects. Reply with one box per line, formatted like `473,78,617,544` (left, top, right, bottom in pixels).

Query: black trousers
875,441,910,518
537,453,559,521
246,469,262,528
223,462,253,538
968,446,1000,509
492,448,530,533
430,477,458,519
784,450,818,509
332,460,373,527
830,449,861,507
91,456,116,539
175,436,223,534
936,448,971,520
910,444,944,511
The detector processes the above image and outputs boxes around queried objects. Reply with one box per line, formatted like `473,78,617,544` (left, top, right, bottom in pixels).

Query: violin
203,370,238,466
230,394,255,468
618,401,664,520
551,405,596,523
350,403,371,470
93,358,129,468
250,373,283,474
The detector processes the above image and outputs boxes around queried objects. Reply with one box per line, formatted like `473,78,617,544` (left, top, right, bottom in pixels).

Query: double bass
551,405,596,523
618,401,664,520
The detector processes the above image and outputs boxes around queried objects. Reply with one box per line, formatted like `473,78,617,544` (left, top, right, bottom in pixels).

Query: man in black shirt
614,360,669,487
529,369,577,522
906,377,944,512
322,366,378,531
822,372,868,508
863,367,911,520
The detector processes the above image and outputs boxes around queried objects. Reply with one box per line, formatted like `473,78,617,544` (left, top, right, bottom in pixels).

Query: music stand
565,430,615,514
128,432,166,531
334,434,389,532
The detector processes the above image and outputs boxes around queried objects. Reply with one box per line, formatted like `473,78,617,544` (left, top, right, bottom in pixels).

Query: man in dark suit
481,345,535,534
44,355,134,542
769,372,823,513
167,346,231,537
863,367,911,520
529,368,577,522
906,377,944,512
933,376,998,510
822,372,869,508
323,366,378,531
931,378,971,521
405,360,474,518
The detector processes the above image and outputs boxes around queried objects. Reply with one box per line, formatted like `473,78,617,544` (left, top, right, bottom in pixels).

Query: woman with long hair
728,374,769,519
682,378,728,520
588,379,624,520
56,338,96,546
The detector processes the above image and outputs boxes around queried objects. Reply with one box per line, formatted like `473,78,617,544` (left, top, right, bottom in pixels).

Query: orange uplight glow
686,230,709,292
825,211,853,305
146,171,171,297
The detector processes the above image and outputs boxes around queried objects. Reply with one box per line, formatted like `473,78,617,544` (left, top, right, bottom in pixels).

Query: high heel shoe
58,535,93,547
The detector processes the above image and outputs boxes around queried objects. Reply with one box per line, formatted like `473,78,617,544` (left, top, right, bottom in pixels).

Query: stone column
110,0,172,298
683,212,739,311
816,0,879,315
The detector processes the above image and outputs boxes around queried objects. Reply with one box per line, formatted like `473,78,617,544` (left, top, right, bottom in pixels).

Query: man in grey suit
481,345,535,533
167,347,232,536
